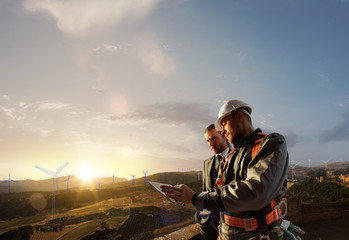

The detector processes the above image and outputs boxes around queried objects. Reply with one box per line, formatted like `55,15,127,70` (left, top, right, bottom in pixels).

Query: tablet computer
148,181,177,204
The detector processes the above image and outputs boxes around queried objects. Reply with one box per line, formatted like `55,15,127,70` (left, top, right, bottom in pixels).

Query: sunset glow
77,166,95,181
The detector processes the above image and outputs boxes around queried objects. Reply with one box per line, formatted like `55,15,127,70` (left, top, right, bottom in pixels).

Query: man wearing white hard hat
162,100,289,240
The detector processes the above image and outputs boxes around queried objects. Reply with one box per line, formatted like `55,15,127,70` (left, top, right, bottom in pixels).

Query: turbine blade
56,162,69,174
35,166,55,176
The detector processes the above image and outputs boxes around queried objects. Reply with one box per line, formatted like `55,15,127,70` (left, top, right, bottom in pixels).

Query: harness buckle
259,233,270,240
274,200,287,220
243,218,256,231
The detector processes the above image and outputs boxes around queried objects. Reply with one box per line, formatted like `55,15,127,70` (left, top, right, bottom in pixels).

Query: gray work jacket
195,130,289,217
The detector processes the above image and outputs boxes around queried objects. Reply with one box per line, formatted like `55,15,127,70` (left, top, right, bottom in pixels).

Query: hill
0,175,126,193
0,172,202,240
0,171,200,193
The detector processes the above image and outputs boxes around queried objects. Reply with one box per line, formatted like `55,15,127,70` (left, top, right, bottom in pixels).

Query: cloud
91,85,107,93
105,102,215,129
35,100,72,112
313,70,332,89
23,0,160,36
92,40,175,77
137,40,175,76
93,44,123,54
0,106,24,122
284,131,299,148
1,100,83,125
0,108,11,129
1,95,10,101
319,103,349,143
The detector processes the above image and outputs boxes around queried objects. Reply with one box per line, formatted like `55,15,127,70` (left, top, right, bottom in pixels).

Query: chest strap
251,132,267,160
216,132,267,187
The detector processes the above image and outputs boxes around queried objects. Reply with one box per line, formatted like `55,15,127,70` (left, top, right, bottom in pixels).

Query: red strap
216,148,236,187
251,133,267,160
216,133,267,187
223,208,280,231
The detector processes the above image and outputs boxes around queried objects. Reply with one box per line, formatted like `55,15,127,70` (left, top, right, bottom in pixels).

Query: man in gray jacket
196,124,230,239
162,100,289,240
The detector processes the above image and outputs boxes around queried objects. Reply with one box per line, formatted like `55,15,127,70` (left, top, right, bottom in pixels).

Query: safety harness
217,133,287,240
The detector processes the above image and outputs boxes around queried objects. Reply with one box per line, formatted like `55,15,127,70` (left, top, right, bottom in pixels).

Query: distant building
319,176,324,182
339,175,349,184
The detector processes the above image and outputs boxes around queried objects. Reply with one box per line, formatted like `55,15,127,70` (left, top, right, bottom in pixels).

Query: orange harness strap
216,148,235,187
251,132,267,160
219,207,280,239
223,205,280,231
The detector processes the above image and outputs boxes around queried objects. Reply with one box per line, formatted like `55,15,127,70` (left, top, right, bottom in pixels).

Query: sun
77,166,95,181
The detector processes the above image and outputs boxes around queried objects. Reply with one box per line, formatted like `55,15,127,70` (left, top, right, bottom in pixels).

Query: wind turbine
98,178,103,203
322,159,331,170
131,174,136,185
35,162,68,219
289,161,301,182
62,175,71,192
1,173,18,193
197,171,202,181
142,170,148,186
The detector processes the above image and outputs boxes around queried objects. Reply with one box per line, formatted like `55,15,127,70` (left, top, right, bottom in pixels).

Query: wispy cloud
137,40,175,76
104,102,215,129
0,95,10,101
0,106,24,122
319,100,349,142
23,0,160,36
314,70,332,88
35,100,72,112
284,131,299,148
93,44,123,54
0,108,11,129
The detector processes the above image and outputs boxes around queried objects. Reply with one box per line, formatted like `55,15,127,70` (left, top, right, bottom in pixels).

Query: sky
1,0,349,181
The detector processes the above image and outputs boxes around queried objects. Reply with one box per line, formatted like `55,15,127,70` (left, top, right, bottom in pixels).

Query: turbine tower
131,174,136,186
1,173,18,193
98,177,103,203
142,170,148,186
308,159,311,168
322,159,331,170
35,162,68,219
62,175,71,192
197,171,202,181
289,161,301,182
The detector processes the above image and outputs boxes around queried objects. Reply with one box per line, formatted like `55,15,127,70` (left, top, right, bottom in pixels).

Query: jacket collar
233,128,262,148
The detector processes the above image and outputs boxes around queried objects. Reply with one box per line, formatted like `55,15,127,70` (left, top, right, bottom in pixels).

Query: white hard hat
215,100,252,131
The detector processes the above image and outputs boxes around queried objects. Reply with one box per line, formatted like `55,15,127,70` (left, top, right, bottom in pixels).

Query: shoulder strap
251,133,267,160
